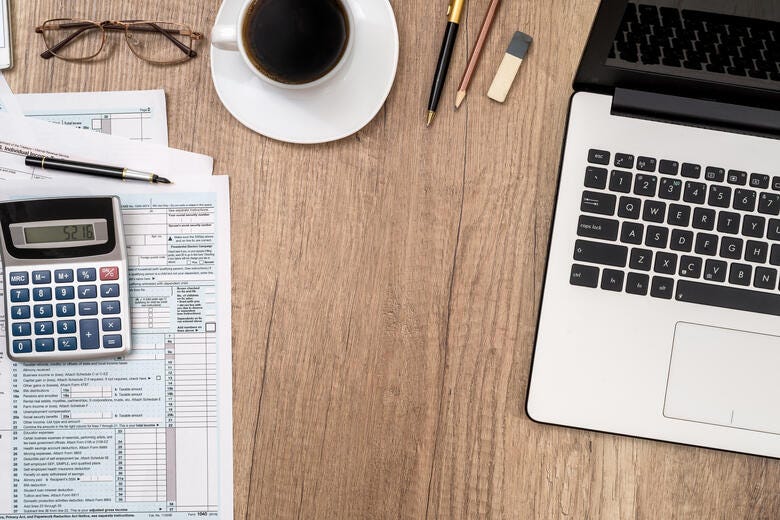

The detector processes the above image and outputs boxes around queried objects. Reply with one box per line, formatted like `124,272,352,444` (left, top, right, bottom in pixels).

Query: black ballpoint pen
427,0,467,126
24,155,172,184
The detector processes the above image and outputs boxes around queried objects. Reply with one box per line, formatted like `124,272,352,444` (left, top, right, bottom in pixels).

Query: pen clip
446,0,454,16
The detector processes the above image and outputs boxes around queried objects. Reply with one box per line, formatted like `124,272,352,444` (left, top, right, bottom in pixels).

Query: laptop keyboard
571,148,780,316
611,2,780,82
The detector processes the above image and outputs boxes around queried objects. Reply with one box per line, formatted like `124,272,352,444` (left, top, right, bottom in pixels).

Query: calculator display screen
24,224,95,244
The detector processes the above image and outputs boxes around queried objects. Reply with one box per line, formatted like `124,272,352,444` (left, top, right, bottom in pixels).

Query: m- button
100,266,120,280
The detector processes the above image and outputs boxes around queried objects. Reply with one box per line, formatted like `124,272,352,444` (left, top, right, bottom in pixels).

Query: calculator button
32,271,52,284
78,285,97,299
79,319,100,349
103,335,123,348
11,306,30,320
35,321,54,335
100,284,120,298
101,301,121,315
35,338,55,352
77,268,97,282
33,304,53,318
11,323,31,337
57,320,77,334
10,289,30,302
55,286,75,300
56,303,76,317
54,269,74,283
102,318,121,332
58,337,78,351
33,287,52,301
9,272,29,285
12,339,32,354
78,302,99,315
99,266,120,281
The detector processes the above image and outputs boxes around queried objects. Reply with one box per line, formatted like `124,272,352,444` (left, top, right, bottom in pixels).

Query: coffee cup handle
211,24,239,51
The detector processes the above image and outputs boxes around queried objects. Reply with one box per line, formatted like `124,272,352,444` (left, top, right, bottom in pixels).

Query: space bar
676,281,780,316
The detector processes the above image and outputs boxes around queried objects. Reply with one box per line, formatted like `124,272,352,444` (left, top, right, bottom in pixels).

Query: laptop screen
575,0,779,108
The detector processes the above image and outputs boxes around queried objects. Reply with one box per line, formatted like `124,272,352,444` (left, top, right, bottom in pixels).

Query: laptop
528,0,780,457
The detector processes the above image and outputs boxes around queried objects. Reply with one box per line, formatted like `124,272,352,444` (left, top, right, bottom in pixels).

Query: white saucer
210,0,399,144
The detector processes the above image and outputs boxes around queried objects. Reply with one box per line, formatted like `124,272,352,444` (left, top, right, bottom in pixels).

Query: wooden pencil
455,0,502,109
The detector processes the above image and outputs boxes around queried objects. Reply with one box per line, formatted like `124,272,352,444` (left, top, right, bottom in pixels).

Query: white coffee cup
211,0,355,90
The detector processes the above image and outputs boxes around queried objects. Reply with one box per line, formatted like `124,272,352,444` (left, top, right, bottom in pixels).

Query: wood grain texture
5,1,780,518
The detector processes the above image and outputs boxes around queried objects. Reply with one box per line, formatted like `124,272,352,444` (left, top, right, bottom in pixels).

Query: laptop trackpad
664,322,780,435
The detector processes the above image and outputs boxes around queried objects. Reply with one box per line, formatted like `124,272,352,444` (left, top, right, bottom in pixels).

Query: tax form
0,74,20,115
0,178,233,518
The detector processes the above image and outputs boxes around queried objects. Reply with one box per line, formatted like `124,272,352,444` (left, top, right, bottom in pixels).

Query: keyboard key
79,319,100,349
11,323,31,337
768,219,780,241
54,269,74,283
101,301,121,315
645,226,669,248
682,163,702,179
99,266,120,281
654,252,678,274
683,181,706,204
78,302,99,315
77,268,97,282
651,276,674,299
35,338,55,352
10,305,30,320
570,264,599,287
12,340,32,354
703,259,728,282
78,285,98,299
634,174,657,197
676,280,780,315
32,287,52,301
691,208,715,230
33,304,53,318
102,318,121,332
617,196,641,219
58,337,78,351
758,193,780,216
658,160,679,175
667,204,690,227
708,185,731,207
750,173,770,189
694,233,718,256
626,272,649,295
100,284,121,298
573,239,628,268
754,267,777,290
717,211,740,234
57,320,77,334
8,272,28,285
620,222,644,244
642,200,665,222
658,178,682,200
56,303,76,317
103,335,123,349
729,263,752,286
703,166,724,182
600,269,624,291
629,248,652,271
733,188,757,212
773,176,780,191
742,215,765,238
727,169,747,186
745,241,768,263
581,190,617,215
32,271,51,284
720,237,743,260
670,229,693,252
9,289,29,302
55,286,75,300
609,170,633,193
585,166,608,189
588,149,610,165
679,255,702,278
35,321,54,335
636,156,657,172
614,153,634,168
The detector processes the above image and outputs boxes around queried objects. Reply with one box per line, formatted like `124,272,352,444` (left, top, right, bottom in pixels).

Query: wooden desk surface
7,1,779,518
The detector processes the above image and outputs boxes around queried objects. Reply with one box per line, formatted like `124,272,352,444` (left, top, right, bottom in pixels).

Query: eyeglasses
36,19,204,64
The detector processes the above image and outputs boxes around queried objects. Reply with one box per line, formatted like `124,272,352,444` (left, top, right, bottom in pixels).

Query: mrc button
9,272,28,285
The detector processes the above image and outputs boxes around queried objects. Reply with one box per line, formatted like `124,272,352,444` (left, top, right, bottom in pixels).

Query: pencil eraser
488,31,533,103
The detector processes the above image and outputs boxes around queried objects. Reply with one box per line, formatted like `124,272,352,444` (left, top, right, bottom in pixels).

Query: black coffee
242,0,350,85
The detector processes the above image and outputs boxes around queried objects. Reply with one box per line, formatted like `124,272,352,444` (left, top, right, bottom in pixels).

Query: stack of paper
0,74,233,520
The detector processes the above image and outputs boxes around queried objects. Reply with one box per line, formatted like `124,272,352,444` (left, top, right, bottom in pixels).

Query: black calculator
0,197,131,361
